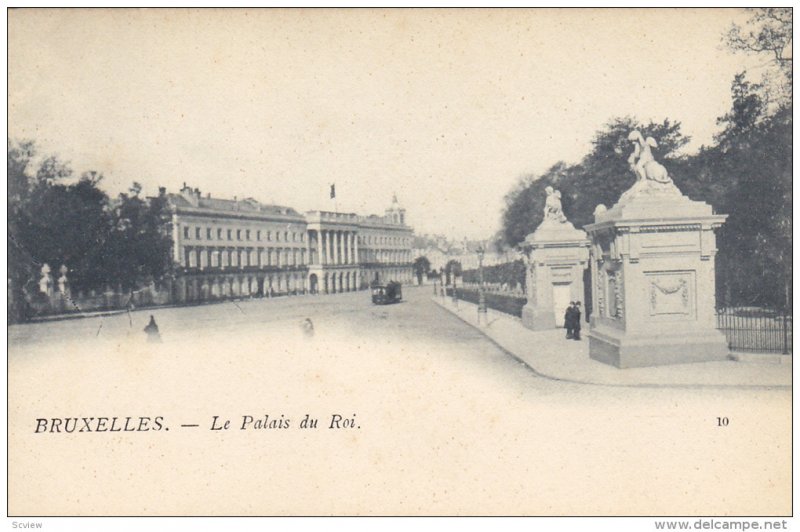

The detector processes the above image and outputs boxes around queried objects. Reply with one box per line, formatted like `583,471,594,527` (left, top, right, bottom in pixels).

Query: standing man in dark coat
572,302,582,340
144,315,161,343
564,302,575,339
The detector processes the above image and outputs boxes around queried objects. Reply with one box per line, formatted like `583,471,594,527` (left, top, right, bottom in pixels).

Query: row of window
183,247,413,269
179,224,411,248
183,226,305,244
359,234,411,247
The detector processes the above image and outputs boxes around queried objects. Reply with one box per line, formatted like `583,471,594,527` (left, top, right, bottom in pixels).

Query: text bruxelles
35,417,165,433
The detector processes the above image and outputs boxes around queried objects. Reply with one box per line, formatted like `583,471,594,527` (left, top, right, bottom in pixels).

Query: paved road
8,286,791,515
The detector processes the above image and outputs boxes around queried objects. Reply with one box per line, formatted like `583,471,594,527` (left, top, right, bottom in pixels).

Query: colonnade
312,269,361,295
177,271,310,302
312,229,358,266
183,246,307,269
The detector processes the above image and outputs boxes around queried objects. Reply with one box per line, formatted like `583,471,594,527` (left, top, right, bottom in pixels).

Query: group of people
564,301,582,340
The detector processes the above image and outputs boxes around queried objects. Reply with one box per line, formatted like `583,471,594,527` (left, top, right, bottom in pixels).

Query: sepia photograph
6,6,793,526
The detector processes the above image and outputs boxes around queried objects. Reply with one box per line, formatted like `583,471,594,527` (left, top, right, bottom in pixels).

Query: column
347,232,353,264
333,231,340,265
325,230,332,266
316,231,323,265
354,234,359,264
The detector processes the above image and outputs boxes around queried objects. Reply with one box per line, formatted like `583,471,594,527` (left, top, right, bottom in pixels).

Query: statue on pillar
615,130,682,205
39,263,53,297
57,264,70,297
627,130,672,185
543,186,567,224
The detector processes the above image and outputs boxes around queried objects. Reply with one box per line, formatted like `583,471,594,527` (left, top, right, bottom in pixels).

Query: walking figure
144,315,161,343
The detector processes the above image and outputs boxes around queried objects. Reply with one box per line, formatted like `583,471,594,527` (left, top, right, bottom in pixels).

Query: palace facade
167,185,413,302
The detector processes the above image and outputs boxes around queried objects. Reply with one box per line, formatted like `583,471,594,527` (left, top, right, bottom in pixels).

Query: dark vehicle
371,281,402,305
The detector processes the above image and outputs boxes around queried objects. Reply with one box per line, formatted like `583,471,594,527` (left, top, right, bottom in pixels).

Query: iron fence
716,307,792,355
445,287,527,318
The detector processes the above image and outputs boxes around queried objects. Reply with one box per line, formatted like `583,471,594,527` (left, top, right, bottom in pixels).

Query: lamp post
451,264,458,306
477,244,487,323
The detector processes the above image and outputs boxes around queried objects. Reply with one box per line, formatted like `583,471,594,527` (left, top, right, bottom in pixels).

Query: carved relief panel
646,271,695,320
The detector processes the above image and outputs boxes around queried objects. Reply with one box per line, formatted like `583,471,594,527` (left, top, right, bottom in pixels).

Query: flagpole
330,183,338,213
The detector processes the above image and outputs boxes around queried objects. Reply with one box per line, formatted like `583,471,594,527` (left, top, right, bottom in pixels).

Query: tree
105,183,174,291
725,8,791,108
499,118,689,249
412,256,431,285
500,162,572,249
7,141,114,320
7,140,175,322
444,260,462,285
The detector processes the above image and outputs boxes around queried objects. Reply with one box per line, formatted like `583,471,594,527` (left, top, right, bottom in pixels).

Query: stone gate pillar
584,130,728,368
520,187,590,330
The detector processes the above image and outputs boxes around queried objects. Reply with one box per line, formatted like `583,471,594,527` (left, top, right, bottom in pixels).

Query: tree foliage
413,255,431,284
7,141,174,320
725,8,792,108
500,117,689,249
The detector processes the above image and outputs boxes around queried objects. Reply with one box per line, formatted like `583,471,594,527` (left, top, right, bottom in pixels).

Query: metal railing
716,307,792,355
445,287,527,318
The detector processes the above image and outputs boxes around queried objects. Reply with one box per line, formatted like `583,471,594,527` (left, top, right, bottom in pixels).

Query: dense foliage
462,260,526,291
8,142,173,320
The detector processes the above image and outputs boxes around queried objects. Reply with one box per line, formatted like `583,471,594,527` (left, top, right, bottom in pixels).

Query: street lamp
451,264,458,306
477,244,487,323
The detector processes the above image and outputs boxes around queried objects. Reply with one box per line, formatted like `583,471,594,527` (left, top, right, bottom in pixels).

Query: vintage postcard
6,7,792,524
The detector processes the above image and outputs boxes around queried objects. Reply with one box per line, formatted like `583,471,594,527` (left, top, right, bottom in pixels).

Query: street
8,286,791,516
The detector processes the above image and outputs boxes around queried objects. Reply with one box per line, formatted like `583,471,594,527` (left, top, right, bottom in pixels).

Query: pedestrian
573,302,582,341
301,317,315,338
564,302,575,339
144,315,161,343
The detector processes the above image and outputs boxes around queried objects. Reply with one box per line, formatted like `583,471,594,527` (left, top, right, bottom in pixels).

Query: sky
8,8,765,240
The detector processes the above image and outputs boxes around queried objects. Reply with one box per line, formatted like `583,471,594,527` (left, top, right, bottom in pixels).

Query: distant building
412,234,521,275
165,185,413,302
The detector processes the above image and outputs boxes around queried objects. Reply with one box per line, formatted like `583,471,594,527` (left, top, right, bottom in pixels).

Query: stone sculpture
39,264,53,296
627,130,672,184
543,186,567,224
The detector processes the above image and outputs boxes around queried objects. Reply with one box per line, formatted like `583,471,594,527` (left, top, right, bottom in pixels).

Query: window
195,227,201,239
246,229,251,240
276,232,281,242
301,233,305,242
237,229,242,241
207,228,212,240
284,231,288,242
227,229,232,240
267,231,272,241
183,227,189,239
257,230,261,241
217,228,223,239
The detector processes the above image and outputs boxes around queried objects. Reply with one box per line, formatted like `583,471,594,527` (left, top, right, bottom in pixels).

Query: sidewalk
432,295,791,388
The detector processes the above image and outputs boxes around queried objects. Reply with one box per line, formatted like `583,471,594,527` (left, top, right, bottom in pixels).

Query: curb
431,296,791,390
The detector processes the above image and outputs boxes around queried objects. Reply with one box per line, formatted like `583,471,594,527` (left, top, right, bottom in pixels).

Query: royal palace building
166,184,413,302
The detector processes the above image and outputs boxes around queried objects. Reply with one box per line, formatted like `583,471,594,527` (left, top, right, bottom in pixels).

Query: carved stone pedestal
520,218,589,331
584,180,728,368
